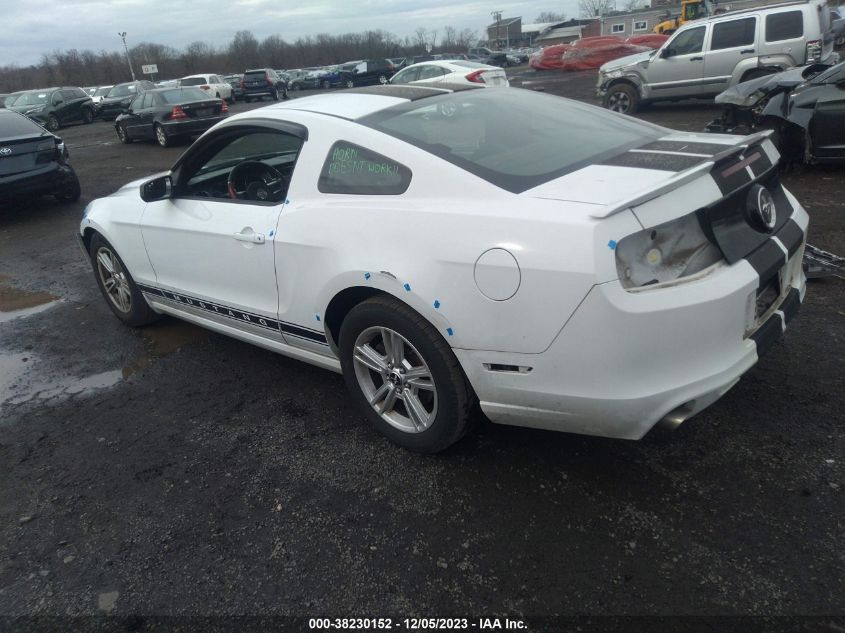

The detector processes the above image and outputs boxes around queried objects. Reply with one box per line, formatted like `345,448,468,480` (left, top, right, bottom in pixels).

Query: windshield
107,84,139,98
93,86,112,97
361,88,662,193
180,77,207,86
159,88,210,103
13,92,50,106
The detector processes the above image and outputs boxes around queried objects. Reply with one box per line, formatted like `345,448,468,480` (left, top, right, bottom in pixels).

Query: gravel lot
1,68,843,625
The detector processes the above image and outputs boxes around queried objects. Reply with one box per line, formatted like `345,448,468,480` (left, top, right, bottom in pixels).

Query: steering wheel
227,161,286,202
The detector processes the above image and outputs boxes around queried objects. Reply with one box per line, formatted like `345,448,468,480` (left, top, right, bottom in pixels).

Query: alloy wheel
155,125,167,147
352,326,438,434
95,246,132,313
607,91,631,113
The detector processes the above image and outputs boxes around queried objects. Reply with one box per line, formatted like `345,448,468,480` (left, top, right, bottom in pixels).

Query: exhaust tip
656,401,696,432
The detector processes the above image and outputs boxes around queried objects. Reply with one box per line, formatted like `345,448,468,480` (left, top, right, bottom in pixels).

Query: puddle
0,350,122,414
1,319,208,417
122,320,209,378
0,274,59,323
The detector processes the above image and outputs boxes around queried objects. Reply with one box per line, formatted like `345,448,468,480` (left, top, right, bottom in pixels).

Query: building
532,19,600,45
487,17,522,48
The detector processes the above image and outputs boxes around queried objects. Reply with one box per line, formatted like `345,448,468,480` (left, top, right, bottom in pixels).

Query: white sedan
79,84,807,452
389,60,509,87
179,74,234,103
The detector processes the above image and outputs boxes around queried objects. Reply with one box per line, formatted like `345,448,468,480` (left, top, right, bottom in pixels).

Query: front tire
46,115,60,131
271,87,279,101
154,123,170,148
378,74,388,84
604,83,639,114
339,296,473,453
81,108,94,124
116,123,131,144
89,233,158,327
345,79,354,89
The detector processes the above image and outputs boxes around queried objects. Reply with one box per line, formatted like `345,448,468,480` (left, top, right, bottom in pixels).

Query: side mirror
661,47,675,59
140,175,172,202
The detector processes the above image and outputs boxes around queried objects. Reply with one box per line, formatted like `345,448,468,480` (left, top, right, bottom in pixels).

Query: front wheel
116,123,131,144
271,87,279,101
82,108,94,124
339,296,474,453
89,233,158,327
604,83,639,115
378,74,388,84
154,123,170,148
345,79,354,89
46,115,60,131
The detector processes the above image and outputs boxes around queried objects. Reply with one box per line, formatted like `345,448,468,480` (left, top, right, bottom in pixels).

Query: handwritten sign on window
319,142,411,195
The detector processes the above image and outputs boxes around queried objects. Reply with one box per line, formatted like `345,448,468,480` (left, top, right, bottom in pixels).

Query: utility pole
118,32,136,81
491,10,502,47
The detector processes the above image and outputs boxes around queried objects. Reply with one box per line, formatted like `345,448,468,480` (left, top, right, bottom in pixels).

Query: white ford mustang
79,84,808,452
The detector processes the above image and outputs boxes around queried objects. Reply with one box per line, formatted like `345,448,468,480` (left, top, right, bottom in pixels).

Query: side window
670,26,706,55
418,65,445,80
318,141,412,195
765,11,803,42
61,89,77,101
355,62,367,74
141,93,153,109
52,92,63,105
711,17,756,50
392,66,421,84
182,129,304,202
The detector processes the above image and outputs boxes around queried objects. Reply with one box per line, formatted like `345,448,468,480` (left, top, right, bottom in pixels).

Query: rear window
711,17,756,50
180,77,206,86
159,88,210,103
0,109,46,135
360,89,661,193
244,71,267,79
93,87,111,97
765,11,803,42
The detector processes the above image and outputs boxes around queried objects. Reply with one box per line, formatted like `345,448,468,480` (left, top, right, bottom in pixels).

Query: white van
598,0,837,113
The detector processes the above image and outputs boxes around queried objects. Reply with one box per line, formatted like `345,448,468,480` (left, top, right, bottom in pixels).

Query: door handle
690,56,703,61
740,49,755,54
233,227,265,244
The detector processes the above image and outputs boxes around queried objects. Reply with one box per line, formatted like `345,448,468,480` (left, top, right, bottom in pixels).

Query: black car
339,59,395,88
706,61,845,164
96,81,155,120
241,69,287,102
7,87,95,131
114,87,229,148
223,74,244,100
0,108,80,203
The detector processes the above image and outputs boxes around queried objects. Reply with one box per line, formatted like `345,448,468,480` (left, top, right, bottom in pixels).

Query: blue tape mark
268,230,275,237
403,283,411,292
364,272,371,280
433,299,440,309
446,328,454,336
314,314,321,322
285,199,290,205
608,240,617,250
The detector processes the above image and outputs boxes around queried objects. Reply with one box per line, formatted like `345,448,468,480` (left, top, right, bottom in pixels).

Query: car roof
695,0,818,22
404,60,497,71
262,84,483,120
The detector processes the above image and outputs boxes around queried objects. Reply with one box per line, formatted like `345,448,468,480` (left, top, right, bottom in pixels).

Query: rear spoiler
589,129,775,219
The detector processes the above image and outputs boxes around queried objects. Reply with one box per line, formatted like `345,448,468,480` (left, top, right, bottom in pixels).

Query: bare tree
456,28,478,49
535,11,567,22
579,0,616,16
622,0,645,10
413,27,429,51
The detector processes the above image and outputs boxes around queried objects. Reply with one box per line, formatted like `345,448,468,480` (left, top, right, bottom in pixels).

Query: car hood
714,65,823,106
9,104,43,114
600,50,654,73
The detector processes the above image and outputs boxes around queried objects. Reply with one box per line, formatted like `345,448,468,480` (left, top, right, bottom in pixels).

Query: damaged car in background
706,60,845,164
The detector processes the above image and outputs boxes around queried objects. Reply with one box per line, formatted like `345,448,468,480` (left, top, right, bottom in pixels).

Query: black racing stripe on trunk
777,219,804,258
713,160,753,195
746,239,786,284
780,287,801,324
751,313,783,357
599,151,706,171
750,148,774,177
640,140,729,155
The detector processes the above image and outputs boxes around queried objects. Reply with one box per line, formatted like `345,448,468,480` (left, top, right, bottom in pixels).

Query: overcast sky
2,0,585,66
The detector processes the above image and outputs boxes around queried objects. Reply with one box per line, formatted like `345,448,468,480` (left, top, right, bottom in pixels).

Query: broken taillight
805,39,822,62
170,106,187,120
221,100,229,113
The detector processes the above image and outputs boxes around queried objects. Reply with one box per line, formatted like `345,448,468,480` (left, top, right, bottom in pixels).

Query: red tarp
529,34,668,72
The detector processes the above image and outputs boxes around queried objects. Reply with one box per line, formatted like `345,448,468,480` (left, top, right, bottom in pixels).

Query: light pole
118,31,136,81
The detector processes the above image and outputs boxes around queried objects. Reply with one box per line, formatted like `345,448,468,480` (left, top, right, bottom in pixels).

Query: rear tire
81,108,94,124
55,169,81,204
154,123,170,148
339,296,474,453
345,79,355,89
89,233,158,327
271,87,279,101
378,74,388,84
603,83,639,114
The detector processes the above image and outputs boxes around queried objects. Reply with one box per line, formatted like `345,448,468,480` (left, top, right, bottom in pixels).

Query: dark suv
8,87,95,131
0,109,81,203
96,81,156,120
241,69,287,102
339,59,395,88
